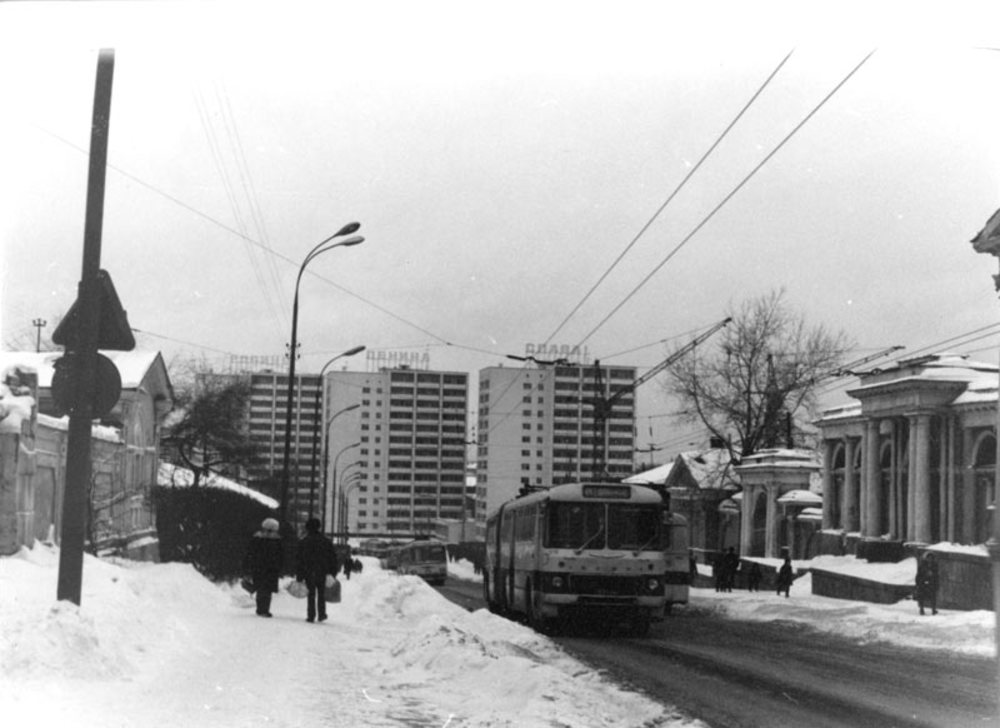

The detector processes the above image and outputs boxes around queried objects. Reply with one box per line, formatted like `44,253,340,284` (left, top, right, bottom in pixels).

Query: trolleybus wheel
526,584,553,634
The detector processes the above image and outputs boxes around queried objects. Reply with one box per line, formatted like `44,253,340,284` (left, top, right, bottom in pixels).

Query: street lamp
279,222,364,527
309,348,365,520
338,468,364,540
341,479,365,541
326,440,361,531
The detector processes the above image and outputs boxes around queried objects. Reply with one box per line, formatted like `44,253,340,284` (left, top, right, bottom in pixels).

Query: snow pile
697,564,994,657
0,542,695,727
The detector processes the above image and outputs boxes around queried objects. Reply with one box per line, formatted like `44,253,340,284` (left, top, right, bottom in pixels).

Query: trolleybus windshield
545,502,662,551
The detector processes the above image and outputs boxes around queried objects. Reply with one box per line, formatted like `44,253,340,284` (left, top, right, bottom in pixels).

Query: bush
153,485,275,582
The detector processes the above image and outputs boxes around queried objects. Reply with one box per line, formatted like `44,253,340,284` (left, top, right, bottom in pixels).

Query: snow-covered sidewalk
1,544,700,727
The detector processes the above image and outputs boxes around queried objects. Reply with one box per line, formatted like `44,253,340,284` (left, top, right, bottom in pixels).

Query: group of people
709,547,765,593
243,516,345,622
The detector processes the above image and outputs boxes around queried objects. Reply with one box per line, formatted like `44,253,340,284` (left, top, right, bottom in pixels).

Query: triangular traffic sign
52,269,136,351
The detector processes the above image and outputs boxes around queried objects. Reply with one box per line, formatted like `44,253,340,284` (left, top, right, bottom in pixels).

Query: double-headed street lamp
279,222,364,526
308,349,365,520
326,439,361,531
338,467,364,540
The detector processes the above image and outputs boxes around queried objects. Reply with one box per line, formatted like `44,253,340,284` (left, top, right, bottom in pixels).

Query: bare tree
666,289,852,460
162,370,253,487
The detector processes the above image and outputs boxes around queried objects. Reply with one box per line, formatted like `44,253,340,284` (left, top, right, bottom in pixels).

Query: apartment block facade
325,368,469,535
243,371,324,530
475,363,637,525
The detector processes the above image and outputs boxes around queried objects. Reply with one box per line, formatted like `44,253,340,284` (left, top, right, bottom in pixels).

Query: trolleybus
393,539,448,585
483,481,688,635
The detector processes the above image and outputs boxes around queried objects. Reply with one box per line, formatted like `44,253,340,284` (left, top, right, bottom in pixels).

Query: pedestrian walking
295,518,340,623
776,556,793,598
721,547,739,592
915,551,939,616
343,553,354,581
244,517,283,618
688,550,698,586
746,561,762,592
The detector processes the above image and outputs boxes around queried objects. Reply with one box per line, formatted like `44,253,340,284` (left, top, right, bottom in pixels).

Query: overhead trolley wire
576,49,877,347
31,124,457,350
544,49,796,346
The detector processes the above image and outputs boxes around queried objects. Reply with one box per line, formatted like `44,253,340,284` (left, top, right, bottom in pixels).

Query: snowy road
435,578,997,728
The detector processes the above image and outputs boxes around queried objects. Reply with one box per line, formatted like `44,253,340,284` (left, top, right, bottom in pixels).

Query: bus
483,482,679,636
393,539,448,585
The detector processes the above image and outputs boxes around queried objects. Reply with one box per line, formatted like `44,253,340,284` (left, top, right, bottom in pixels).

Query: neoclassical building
815,353,997,554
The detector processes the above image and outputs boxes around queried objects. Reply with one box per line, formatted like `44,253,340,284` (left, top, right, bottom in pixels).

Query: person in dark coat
296,518,340,623
746,561,763,592
245,517,283,617
776,556,793,598
721,547,740,592
915,551,939,616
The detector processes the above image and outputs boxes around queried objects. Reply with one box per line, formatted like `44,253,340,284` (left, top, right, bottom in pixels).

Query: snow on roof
623,460,674,484
157,462,278,509
676,448,740,490
778,489,823,505
0,350,163,390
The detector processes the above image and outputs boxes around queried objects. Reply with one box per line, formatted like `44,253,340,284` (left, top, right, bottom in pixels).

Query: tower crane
590,316,732,480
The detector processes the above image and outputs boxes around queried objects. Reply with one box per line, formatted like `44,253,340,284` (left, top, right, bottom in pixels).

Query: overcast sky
3,2,1000,458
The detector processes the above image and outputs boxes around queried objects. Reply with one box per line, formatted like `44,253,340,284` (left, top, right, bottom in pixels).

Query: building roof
158,462,278,509
623,460,674,485
0,350,169,391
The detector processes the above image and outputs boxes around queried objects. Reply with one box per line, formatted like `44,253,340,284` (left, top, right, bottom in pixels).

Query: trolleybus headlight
551,575,565,589
646,577,662,592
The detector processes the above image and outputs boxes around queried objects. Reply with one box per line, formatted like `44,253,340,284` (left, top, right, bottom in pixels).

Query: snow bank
0,543,696,727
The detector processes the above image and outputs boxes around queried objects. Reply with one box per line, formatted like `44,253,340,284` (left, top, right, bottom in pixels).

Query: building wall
817,354,998,551
475,363,637,525
325,368,468,536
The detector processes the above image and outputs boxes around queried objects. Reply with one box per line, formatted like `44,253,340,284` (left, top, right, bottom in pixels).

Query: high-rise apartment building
244,371,324,529
324,367,469,535
475,363,637,525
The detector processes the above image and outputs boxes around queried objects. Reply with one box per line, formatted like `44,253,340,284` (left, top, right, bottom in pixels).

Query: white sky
3,2,1000,456
0,543,992,727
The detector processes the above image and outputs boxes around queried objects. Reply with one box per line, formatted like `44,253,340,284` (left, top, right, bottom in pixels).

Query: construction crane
589,317,732,480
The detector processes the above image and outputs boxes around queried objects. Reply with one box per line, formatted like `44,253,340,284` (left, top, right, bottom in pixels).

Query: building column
961,428,976,543
844,437,859,532
863,418,881,538
911,413,933,544
764,485,778,558
821,439,835,530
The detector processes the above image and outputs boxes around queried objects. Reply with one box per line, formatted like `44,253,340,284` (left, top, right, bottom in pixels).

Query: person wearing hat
245,517,283,617
296,517,340,623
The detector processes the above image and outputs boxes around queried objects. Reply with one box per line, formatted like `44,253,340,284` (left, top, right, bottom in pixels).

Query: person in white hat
244,517,283,617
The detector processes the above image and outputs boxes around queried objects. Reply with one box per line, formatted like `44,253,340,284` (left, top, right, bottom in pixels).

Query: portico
816,353,997,553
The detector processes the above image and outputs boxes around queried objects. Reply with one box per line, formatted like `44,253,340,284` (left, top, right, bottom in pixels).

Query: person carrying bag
295,518,340,623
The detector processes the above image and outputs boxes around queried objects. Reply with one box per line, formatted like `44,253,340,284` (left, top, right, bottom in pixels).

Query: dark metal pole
57,49,114,605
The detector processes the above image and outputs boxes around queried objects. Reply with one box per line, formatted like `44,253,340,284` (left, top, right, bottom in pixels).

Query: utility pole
32,319,46,352
55,49,115,606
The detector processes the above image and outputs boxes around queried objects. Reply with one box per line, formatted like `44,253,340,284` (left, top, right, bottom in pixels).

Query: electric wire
30,124,455,349
575,49,877,346
544,49,795,345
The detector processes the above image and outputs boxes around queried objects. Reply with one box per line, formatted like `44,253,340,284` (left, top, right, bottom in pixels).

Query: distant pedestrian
343,554,354,581
776,556,793,598
746,561,762,592
688,551,698,585
244,517,283,618
295,518,340,623
721,547,739,592
352,558,363,574
915,552,939,616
